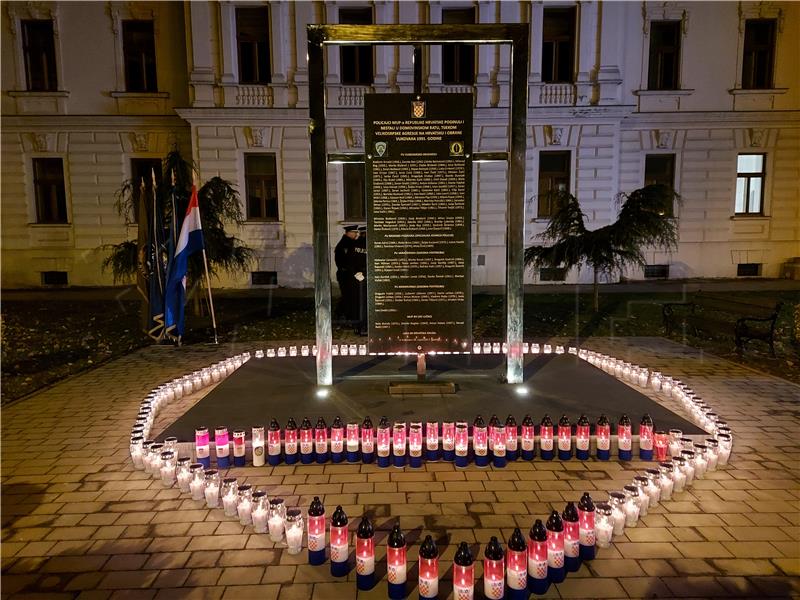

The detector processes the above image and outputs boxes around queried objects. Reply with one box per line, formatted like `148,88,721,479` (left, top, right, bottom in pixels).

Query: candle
473,415,488,467
659,462,674,501
442,421,455,461
346,421,360,461
680,450,696,486
307,496,326,565
195,427,210,468
455,422,469,467
159,451,176,487
189,463,205,501
672,457,687,492
505,415,518,461
609,492,626,535
215,426,230,468
377,417,391,468
623,485,640,527
562,502,580,572
314,417,329,464
300,417,314,464
453,541,475,599
356,517,376,591
204,470,220,508
639,414,654,460
717,433,732,465
329,506,349,576
285,509,304,555
693,444,708,479
252,490,268,533
147,443,164,476
268,498,286,542
408,423,423,468
645,469,661,506
705,438,720,471
237,484,253,525
539,415,554,460
176,458,192,493
492,421,507,468
527,520,549,595
596,414,611,460
545,511,565,583
595,503,614,548
617,415,632,460
633,476,650,516
130,437,145,470
387,524,407,600
558,415,572,460
330,416,344,462
425,421,439,461
654,430,669,461
361,416,375,462
222,478,238,517
521,414,535,460
506,528,527,596
575,414,590,460
418,535,439,599
577,492,596,561
252,425,266,467
284,418,298,464
392,422,406,468
483,536,505,600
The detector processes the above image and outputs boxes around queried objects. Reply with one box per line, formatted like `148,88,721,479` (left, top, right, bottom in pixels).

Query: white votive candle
286,526,303,554
252,508,268,533
596,521,613,547
205,484,219,508
160,465,175,486
238,499,252,525
268,516,284,541
177,471,192,493
190,479,204,501
223,492,238,517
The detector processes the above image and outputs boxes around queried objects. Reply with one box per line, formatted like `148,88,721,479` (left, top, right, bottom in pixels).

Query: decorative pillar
575,1,598,106
188,2,215,107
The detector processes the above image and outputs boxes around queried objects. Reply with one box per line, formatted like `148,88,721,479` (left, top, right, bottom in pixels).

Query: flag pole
193,173,219,345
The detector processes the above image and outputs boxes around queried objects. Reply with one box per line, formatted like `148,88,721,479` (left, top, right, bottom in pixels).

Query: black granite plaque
365,93,473,353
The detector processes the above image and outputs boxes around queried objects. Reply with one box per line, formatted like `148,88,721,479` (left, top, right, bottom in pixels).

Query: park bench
662,292,782,356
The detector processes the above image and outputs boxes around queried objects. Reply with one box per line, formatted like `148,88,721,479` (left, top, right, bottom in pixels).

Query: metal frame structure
308,24,529,386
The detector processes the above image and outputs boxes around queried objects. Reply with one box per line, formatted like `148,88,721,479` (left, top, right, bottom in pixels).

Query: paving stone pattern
2,338,798,599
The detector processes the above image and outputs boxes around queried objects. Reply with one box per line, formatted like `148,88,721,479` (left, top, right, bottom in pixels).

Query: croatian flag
164,185,205,337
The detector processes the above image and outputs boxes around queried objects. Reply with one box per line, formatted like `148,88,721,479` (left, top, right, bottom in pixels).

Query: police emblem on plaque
375,141,387,157
412,100,426,118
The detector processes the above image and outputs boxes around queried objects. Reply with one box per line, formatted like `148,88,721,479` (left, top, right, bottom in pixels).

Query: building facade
2,1,799,289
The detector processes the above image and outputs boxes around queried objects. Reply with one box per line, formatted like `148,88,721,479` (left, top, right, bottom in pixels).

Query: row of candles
253,342,574,358
150,412,704,471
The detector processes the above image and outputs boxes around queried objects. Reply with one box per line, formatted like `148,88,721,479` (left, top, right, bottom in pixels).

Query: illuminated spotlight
515,386,530,396
316,388,330,399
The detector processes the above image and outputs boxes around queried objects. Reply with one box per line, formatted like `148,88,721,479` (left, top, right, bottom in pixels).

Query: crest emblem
412,100,426,118
374,141,387,157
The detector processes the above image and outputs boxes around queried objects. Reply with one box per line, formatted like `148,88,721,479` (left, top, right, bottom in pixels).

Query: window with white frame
542,8,576,84
236,7,271,85
735,154,766,215
245,154,279,221
537,151,571,218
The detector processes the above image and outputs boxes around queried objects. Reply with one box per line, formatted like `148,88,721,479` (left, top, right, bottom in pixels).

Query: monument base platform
388,381,457,395
157,353,704,442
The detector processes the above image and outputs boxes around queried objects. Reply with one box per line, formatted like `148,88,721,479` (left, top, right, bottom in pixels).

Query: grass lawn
2,289,798,403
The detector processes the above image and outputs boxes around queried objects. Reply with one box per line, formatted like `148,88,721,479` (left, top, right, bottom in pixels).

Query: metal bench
663,292,782,356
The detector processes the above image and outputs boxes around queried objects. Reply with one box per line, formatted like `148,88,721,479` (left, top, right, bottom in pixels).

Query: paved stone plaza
2,337,798,599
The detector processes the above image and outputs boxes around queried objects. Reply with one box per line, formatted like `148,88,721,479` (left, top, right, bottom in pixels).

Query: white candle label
330,544,348,562
485,578,504,600
419,576,438,597
548,548,564,568
307,532,325,551
506,438,517,451
595,523,613,547
410,447,422,457
612,509,625,535
474,446,487,457
576,438,589,451
347,441,359,451
388,563,407,584
640,437,652,450
331,440,343,453
579,528,595,546
196,446,209,458
558,438,571,451
528,558,547,579
597,437,610,451
378,446,390,457
315,442,327,454
454,584,473,600
522,439,534,451
507,569,527,590
268,443,280,455
357,554,375,575
285,441,297,454
564,538,579,557
618,437,632,451
216,446,229,457
300,442,312,454
540,438,553,451
362,441,374,453
426,439,438,450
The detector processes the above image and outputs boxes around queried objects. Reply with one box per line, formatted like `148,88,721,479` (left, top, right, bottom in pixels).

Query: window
442,8,475,85
130,158,163,223
644,264,670,279
537,151,571,218
737,263,761,277
540,267,567,282
648,21,681,90
251,271,278,285
742,19,776,89
644,154,676,216
735,154,765,215
237,7,271,84
542,8,575,83
343,163,366,220
32,158,67,223
245,154,279,221
42,271,68,285
122,20,157,92
339,8,373,85
22,20,57,91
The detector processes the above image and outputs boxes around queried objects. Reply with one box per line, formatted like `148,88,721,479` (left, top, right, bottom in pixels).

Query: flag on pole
147,169,166,340
165,185,205,338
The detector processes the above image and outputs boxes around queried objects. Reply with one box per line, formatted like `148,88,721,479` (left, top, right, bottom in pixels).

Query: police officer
353,225,368,335
334,225,359,323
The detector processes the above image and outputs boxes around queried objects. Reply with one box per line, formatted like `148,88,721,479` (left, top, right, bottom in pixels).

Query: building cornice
0,114,189,130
